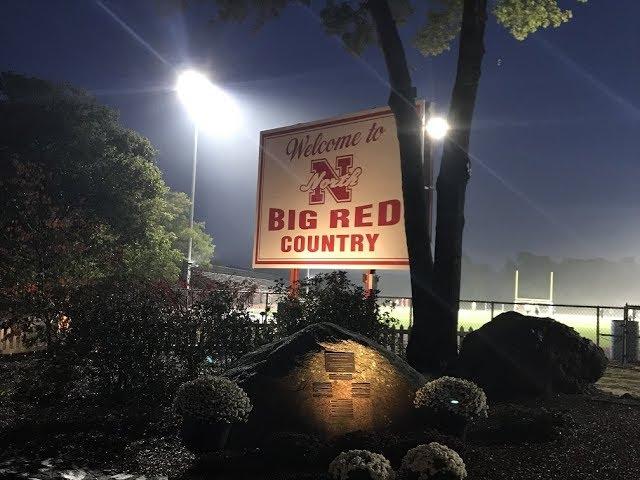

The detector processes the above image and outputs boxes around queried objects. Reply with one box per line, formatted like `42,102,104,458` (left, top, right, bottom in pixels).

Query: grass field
379,304,623,357
247,300,626,359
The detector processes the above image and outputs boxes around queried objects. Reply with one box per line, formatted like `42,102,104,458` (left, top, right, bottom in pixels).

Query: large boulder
226,322,425,438
458,312,608,399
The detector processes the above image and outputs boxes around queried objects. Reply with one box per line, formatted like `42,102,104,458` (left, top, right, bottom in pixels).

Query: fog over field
273,252,640,306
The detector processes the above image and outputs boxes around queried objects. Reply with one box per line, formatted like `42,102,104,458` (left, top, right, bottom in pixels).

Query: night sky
2,0,639,270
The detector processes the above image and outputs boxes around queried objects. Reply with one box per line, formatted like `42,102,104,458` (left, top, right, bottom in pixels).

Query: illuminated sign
253,105,424,269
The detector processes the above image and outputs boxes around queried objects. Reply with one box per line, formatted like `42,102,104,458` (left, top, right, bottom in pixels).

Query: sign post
254,104,426,271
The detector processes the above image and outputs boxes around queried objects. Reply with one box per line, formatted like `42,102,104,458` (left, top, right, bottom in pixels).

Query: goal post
514,270,555,315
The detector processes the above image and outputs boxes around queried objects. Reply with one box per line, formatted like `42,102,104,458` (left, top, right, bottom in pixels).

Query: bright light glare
176,70,240,135
425,116,450,140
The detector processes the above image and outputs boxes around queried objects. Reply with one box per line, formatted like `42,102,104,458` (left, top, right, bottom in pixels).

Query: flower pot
180,418,232,453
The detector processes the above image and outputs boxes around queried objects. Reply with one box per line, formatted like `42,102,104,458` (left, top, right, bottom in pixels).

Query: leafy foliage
186,278,274,372
196,0,587,57
328,449,395,480
414,0,463,56
415,0,587,56
273,271,398,342
414,376,488,421
64,280,189,400
494,0,587,41
0,72,214,342
163,191,215,269
173,376,252,423
400,442,467,480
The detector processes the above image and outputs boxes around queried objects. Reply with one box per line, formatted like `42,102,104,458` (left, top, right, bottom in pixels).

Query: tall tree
415,0,586,366
196,0,446,371
0,72,215,344
179,0,587,372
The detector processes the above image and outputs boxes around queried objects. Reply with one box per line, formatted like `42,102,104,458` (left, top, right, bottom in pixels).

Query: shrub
273,271,397,342
331,430,467,472
185,280,276,371
65,280,189,401
414,377,488,421
328,449,395,480
173,376,252,424
399,443,466,480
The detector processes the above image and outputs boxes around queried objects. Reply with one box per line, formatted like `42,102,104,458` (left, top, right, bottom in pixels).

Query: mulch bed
2,391,639,480
467,393,640,480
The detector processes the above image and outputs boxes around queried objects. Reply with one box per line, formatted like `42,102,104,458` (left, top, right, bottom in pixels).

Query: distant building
195,265,281,291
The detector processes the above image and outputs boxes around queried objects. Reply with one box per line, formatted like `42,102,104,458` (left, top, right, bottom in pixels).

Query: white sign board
253,105,424,269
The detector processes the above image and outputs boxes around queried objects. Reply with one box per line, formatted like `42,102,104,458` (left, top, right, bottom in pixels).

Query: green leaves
414,0,463,56
320,1,375,54
180,0,586,58
272,271,398,341
494,0,586,41
319,0,413,54
415,0,587,56
0,72,215,329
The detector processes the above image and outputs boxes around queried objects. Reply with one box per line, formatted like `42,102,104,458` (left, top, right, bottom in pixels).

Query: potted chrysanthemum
414,376,488,437
173,376,252,453
399,443,466,480
328,449,395,480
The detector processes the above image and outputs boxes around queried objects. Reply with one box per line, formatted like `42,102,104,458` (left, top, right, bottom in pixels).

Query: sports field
247,298,626,359
380,303,624,357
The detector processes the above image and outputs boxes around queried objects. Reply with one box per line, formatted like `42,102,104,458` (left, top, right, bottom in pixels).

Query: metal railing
241,294,635,362
3,295,639,363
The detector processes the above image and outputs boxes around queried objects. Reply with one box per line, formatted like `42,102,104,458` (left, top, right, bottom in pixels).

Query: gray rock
226,322,425,439
458,311,608,399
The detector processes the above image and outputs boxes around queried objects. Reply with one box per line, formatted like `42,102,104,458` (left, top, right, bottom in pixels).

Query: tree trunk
368,0,448,373
433,0,487,367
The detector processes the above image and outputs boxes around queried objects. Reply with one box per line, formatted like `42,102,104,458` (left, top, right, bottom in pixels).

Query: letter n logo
307,155,354,205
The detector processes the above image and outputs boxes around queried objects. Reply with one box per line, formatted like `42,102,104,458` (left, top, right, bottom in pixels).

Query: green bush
328,449,395,480
186,281,276,371
273,271,397,342
399,443,467,480
173,376,252,424
414,377,488,421
65,280,189,402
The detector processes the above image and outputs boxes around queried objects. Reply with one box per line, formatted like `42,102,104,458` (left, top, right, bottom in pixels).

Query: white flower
329,450,395,480
414,377,488,420
173,376,252,423
60,471,86,480
400,443,466,480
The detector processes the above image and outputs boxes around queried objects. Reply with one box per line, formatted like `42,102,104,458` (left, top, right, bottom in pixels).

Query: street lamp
176,69,239,288
425,115,450,140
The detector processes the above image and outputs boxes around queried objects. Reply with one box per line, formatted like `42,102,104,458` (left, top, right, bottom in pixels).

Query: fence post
409,299,413,328
623,304,629,365
596,306,600,347
490,302,495,319
402,327,408,357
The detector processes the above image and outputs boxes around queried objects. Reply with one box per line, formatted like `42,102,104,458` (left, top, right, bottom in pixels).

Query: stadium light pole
176,69,240,290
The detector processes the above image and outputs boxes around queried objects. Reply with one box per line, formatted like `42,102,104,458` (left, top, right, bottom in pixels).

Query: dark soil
2,391,639,480
467,392,640,480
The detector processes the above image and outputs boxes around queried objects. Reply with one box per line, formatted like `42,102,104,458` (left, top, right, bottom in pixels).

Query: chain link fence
3,291,639,363
377,296,634,362
237,293,639,362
